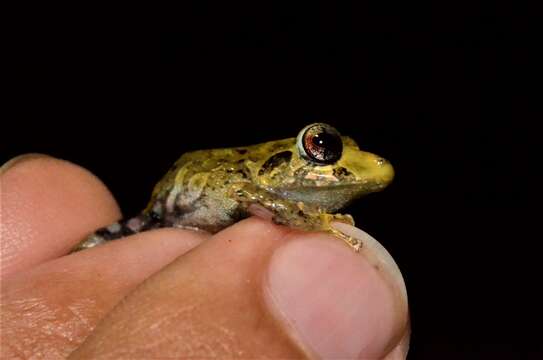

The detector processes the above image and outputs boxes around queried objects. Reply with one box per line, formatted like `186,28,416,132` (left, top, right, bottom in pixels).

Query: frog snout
372,155,395,187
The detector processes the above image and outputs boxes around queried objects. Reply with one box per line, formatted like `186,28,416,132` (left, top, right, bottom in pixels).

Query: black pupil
308,128,342,163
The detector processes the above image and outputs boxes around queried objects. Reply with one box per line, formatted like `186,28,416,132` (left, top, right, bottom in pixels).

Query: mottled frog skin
73,123,394,252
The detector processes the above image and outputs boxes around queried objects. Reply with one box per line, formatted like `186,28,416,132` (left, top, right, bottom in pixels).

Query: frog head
248,123,394,212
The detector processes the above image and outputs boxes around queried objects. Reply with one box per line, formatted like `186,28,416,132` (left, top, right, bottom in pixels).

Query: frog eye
296,123,343,164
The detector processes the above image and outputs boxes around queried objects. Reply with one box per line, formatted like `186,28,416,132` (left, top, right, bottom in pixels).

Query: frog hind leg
70,212,163,252
230,183,363,252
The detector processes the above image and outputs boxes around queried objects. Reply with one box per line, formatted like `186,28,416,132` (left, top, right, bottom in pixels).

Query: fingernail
265,230,409,359
0,153,51,176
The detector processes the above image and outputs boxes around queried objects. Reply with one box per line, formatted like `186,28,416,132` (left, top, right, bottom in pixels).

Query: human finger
71,218,409,359
0,228,209,359
1,154,121,278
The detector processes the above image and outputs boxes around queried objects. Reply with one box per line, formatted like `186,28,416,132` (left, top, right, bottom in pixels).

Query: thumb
268,222,410,359
70,218,409,359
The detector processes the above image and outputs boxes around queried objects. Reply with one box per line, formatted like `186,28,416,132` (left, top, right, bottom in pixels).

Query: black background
3,3,540,359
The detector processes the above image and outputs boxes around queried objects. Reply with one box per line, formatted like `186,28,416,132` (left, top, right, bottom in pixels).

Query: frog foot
320,213,363,252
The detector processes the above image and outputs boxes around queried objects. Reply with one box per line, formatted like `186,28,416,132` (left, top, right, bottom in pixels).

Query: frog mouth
298,158,394,191
296,178,390,192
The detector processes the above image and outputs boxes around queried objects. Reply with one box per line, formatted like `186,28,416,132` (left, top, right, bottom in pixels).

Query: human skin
0,155,409,359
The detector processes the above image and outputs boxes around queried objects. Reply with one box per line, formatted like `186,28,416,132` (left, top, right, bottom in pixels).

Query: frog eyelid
296,126,310,159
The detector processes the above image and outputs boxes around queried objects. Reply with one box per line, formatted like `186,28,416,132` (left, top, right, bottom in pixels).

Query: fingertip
1,155,121,277
264,231,409,359
0,153,51,175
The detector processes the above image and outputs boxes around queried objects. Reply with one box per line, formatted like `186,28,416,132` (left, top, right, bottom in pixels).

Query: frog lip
278,179,389,191
334,181,390,193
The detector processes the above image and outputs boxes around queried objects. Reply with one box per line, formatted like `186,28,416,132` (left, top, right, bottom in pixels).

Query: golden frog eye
296,123,343,164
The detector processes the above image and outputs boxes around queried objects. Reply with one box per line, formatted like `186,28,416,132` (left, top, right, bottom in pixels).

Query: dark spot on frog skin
236,149,248,155
237,170,248,179
333,167,353,178
258,151,293,176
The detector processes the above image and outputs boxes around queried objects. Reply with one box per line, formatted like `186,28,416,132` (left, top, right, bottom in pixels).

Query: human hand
1,155,409,359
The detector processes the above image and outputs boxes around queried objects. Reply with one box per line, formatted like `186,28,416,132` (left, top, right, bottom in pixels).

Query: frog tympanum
73,123,394,252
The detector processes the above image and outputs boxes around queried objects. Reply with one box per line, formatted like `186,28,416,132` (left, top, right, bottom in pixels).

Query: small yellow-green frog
73,123,394,252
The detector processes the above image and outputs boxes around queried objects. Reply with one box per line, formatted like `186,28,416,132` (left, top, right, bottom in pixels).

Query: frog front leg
229,183,363,251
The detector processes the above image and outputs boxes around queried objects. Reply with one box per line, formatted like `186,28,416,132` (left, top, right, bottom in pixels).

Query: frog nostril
376,158,387,166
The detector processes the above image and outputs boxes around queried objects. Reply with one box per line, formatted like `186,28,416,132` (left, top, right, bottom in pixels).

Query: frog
72,123,394,253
